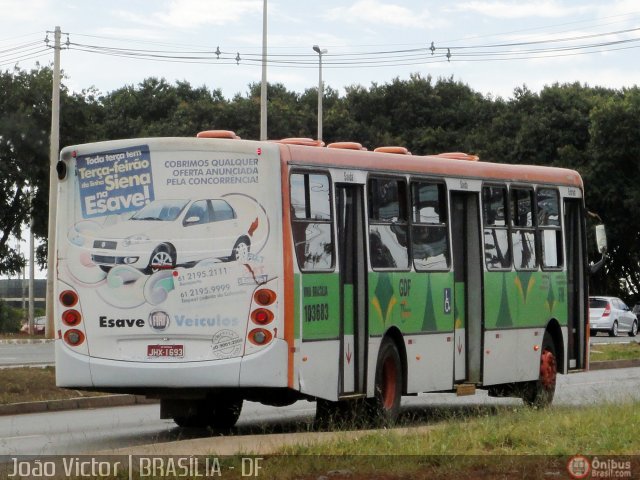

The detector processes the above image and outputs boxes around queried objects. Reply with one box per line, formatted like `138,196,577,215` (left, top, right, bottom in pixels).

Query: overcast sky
2,0,640,100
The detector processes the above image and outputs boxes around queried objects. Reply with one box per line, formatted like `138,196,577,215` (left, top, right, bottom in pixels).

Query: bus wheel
523,332,557,407
207,397,243,430
174,397,242,430
368,337,402,425
146,245,175,273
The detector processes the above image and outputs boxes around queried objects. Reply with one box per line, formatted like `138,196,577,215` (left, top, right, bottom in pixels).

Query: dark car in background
589,296,638,337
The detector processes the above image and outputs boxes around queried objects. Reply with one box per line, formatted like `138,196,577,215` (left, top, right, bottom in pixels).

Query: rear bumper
55,338,289,390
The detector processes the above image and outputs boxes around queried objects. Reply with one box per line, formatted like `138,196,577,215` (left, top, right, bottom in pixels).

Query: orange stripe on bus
284,145,583,189
279,144,296,389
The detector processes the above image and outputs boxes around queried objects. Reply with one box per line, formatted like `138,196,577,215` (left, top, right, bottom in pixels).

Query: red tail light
62,309,82,326
254,289,277,306
603,304,611,317
59,290,78,307
251,308,274,325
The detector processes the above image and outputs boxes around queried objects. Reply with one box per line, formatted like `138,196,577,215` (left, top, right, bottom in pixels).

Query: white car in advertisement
86,198,251,273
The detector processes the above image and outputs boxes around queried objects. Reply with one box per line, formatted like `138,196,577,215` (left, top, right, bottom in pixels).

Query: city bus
54,131,591,428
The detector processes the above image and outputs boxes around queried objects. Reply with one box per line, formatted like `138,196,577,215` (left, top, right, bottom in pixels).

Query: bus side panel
368,271,455,394
297,272,342,400
482,270,568,386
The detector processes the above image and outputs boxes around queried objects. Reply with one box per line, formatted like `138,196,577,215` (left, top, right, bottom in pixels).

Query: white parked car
589,296,638,337
87,198,251,273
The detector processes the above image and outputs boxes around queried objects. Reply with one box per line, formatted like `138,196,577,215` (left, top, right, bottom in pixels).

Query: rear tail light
62,309,82,326
251,308,274,325
254,288,277,306
248,328,273,345
603,304,611,317
59,290,78,307
64,329,85,346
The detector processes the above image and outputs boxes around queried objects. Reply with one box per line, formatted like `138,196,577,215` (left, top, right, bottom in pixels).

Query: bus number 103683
304,303,329,322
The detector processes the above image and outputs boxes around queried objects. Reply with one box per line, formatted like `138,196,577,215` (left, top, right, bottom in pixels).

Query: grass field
0,367,104,404
590,341,640,361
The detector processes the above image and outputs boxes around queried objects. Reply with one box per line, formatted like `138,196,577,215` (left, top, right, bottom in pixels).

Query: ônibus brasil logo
567,455,591,479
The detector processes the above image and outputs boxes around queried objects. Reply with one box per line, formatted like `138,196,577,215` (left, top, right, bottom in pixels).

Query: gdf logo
148,311,170,332
567,455,591,479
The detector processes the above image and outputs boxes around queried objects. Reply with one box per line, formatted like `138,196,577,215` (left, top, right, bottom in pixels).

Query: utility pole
260,0,267,140
45,26,61,339
28,189,35,336
312,45,328,142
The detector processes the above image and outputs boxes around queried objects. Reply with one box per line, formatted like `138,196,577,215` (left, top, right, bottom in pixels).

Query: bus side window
411,182,449,270
368,178,409,270
510,188,537,270
290,173,334,271
482,186,511,269
537,188,563,269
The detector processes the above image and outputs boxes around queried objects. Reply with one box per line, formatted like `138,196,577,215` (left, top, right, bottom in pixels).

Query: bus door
565,198,587,369
336,184,368,396
451,192,483,384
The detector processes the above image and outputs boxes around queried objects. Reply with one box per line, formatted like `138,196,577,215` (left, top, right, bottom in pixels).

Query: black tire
629,321,638,337
231,238,250,262
523,331,557,408
609,320,619,337
173,397,243,430
146,245,176,273
589,329,597,337
208,397,243,430
368,337,403,425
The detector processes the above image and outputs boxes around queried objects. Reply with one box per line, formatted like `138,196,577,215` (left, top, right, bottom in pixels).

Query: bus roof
278,143,583,189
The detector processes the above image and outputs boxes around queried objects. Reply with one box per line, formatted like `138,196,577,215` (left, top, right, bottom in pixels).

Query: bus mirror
595,224,607,254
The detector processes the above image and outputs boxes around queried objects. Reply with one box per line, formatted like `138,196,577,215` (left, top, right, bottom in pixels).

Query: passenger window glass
184,200,208,226
510,188,537,270
210,200,235,221
368,178,408,270
411,182,449,271
537,188,563,269
291,174,331,221
369,178,406,222
483,186,511,269
290,173,334,271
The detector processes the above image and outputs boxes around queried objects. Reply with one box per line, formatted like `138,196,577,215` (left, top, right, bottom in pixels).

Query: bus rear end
54,136,286,427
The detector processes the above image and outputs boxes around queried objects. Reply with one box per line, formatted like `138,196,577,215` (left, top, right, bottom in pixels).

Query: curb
0,338,54,345
589,359,640,370
0,394,158,416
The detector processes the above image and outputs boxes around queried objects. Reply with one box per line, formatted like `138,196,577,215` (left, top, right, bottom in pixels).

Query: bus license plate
147,345,184,357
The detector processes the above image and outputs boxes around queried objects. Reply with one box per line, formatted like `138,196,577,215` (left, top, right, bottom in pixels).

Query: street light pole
312,45,327,142
260,0,267,141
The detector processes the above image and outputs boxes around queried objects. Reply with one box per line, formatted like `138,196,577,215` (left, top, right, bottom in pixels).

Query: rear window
589,298,608,309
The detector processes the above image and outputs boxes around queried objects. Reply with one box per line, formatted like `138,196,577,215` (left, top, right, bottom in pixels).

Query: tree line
1,65,639,299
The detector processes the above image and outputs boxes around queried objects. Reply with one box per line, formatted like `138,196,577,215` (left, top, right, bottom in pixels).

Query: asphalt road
0,341,54,367
1,366,640,456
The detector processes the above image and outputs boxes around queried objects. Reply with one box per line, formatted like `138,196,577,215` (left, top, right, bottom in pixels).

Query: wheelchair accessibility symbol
444,288,452,314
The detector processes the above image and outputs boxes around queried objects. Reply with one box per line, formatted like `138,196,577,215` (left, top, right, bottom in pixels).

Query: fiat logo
148,311,170,332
